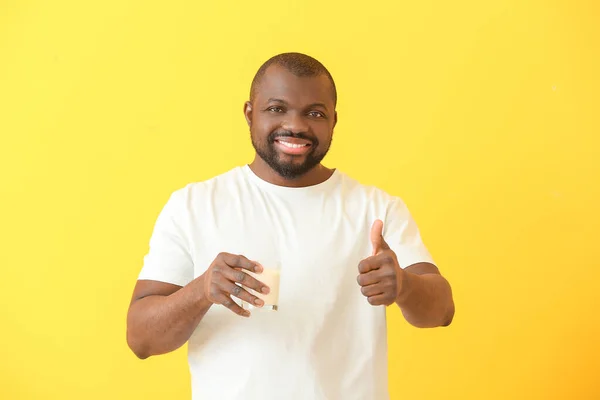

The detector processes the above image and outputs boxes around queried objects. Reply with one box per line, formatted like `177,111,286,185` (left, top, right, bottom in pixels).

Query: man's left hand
357,219,406,306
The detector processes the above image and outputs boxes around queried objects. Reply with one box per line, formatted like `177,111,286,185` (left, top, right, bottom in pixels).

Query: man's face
245,65,337,179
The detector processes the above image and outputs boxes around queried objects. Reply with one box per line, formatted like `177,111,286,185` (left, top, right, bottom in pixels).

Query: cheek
254,118,279,135
315,126,334,144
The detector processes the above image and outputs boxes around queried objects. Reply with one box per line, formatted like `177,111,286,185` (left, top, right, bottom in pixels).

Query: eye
267,106,284,113
308,111,325,118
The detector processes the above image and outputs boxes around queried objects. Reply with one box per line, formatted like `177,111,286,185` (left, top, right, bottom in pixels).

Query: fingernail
261,286,270,294
254,264,263,273
243,311,251,317
254,298,264,307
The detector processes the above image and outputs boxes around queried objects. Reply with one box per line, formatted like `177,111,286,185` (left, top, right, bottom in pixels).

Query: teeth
279,141,306,149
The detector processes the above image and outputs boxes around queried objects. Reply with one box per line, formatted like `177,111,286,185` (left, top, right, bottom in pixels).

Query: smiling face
244,64,337,180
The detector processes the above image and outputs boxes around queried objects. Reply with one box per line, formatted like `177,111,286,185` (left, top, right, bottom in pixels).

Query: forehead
254,65,334,107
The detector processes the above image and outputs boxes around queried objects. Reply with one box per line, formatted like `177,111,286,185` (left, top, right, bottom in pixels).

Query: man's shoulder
189,165,245,189
336,170,399,204
164,166,247,207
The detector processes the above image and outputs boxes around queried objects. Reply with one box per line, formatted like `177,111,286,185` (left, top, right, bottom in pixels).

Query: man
127,52,455,400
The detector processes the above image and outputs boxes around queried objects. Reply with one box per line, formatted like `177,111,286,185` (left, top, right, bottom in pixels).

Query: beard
251,130,332,180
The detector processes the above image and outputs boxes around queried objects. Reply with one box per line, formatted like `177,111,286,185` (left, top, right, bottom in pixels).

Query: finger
220,253,262,272
357,269,384,287
358,257,380,274
219,266,270,295
214,292,250,317
366,293,391,306
360,283,385,297
372,251,396,268
370,219,390,256
218,279,264,307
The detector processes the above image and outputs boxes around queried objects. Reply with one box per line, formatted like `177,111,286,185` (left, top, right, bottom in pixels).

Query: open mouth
274,138,313,155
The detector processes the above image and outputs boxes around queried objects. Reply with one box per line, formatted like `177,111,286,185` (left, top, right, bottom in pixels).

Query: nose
281,112,309,134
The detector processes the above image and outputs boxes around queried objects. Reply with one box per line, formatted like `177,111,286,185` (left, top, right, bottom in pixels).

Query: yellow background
1,1,599,399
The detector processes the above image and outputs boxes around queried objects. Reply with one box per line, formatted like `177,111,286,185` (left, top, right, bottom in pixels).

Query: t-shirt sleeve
384,197,435,269
137,189,194,287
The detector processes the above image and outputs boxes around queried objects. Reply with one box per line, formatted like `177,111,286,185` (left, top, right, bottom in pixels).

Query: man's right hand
202,252,270,317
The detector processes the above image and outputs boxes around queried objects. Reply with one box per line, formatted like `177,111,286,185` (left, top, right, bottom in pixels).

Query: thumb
370,219,390,256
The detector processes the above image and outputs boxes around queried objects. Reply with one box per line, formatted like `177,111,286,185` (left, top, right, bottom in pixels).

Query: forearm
396,272,455,328
126,277,212,359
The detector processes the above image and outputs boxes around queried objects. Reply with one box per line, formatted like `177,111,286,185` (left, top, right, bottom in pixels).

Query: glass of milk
242,260,281,312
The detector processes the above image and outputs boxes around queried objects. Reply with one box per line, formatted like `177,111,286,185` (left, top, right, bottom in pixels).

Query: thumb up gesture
357,220,406,306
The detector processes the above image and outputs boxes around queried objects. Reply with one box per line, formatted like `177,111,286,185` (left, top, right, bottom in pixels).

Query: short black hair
249,52,337,106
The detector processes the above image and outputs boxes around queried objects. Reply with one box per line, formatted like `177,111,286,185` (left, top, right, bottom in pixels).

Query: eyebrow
267,98,329,112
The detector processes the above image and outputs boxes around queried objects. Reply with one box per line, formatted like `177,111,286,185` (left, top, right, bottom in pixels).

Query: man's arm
358,220,455,328
396,262,455,328
127,253,269,359
126,277,212,359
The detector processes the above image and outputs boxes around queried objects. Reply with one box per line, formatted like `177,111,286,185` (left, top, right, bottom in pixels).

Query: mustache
268,130,318,145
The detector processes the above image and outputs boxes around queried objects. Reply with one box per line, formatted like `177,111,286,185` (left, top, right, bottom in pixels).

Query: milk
244,267,281,311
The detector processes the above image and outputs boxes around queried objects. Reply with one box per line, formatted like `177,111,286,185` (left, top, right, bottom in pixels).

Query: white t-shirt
138,165,434,400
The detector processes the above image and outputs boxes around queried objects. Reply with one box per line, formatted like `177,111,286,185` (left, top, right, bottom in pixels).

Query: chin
273,163,313,179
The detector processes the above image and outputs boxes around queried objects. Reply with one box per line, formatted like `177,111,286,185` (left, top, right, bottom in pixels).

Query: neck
248,156,334,188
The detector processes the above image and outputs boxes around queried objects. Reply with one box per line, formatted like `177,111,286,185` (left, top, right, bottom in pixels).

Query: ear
333,110,338,129
244,101,253,127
